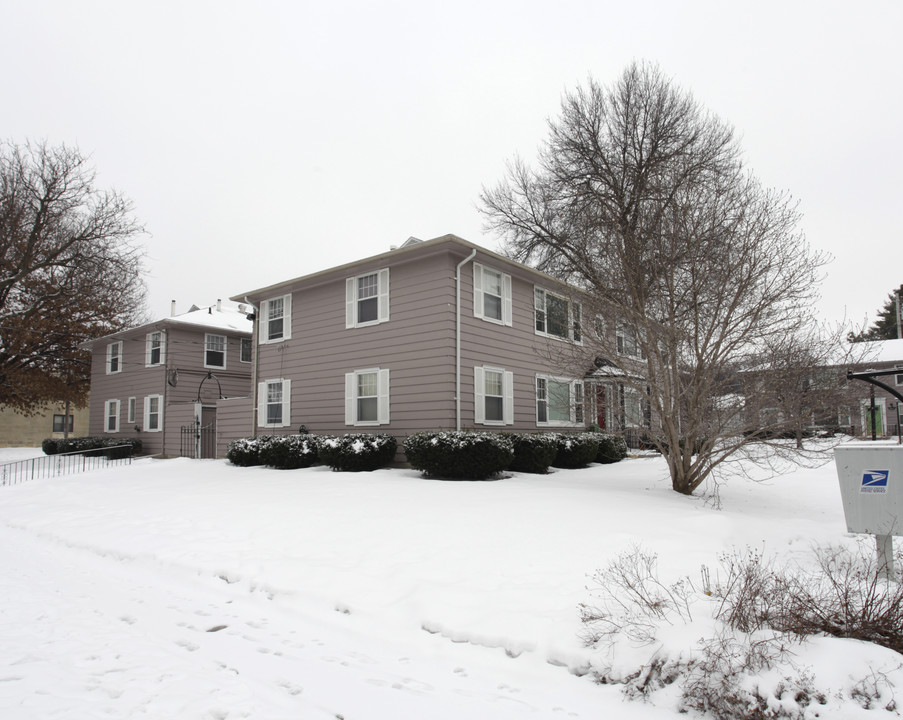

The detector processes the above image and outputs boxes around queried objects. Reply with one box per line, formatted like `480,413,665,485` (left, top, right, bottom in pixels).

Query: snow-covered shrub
581,544,903,718
552,432,600,469
506,433,559,473
225,436,274,467
257,434,319,469
42,436,142,457
404,431,513,480
317,433,397,472
594,434,628,464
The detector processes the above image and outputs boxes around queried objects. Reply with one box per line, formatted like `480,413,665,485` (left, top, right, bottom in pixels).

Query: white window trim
143,394,163,432
257,378,292,428
535,375,584,427
473,263,512,326
104,399,120,433
345,368,390,426
127,397,137,424
260,294,292,344
534,287,582,343
346,268,390,329
896,364,903,387
204,333,227,369
105,341,123,375
145,331,165,367
474,365,514,425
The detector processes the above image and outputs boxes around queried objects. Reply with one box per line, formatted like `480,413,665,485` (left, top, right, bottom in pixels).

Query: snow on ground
0,445,900,719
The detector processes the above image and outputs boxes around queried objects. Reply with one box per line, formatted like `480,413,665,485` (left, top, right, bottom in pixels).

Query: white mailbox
834,444,903,536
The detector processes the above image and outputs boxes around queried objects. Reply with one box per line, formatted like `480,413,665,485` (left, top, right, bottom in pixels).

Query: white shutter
282,294,292,340
259,299,269,341
345,279,355,328
474,366,485,424
105,344,113,374
502,273,513,327
503,371,514,425
159,332,167,365
345,372,355,424
377,368,390,424
473,263,484,319
145,334,152,365
257,381,267,427
378,268,390,323
281,379,291,427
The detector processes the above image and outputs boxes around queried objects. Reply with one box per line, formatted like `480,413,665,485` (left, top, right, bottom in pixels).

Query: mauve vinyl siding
251,244,589,447
86,324,252,456
255,252,458,438
460,256,583,431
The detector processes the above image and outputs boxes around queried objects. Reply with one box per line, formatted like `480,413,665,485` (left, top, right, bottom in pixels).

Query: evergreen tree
849,287,902,342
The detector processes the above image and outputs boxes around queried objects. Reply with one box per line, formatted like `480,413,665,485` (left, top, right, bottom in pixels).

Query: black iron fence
180,423,216,459
0,446,135,487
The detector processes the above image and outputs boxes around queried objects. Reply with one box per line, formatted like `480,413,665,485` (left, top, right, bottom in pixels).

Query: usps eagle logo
860,470,889,494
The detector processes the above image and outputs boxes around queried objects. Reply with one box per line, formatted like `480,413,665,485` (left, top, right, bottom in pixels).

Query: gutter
455,249,477,431
244,297,260,437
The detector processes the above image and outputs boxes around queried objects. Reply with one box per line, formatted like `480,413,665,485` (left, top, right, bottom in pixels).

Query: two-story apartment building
80,301,253,456
229,234,649,450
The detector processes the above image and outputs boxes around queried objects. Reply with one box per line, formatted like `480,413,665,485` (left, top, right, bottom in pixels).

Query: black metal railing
0,446,134,487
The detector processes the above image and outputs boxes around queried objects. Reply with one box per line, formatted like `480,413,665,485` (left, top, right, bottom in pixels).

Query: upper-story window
105,341,123,374
534,288,581,342
617,324,646,359
205,334,226,368
240,337,252,363
346,269,389,328
146,331,164,366
896,364,903,387
473,263,512,326
261,294,291,343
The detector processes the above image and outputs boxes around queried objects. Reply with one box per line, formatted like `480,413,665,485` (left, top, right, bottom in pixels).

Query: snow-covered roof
854,338,903,364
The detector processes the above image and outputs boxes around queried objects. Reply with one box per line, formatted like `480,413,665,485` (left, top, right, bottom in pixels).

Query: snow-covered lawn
0,446,900,719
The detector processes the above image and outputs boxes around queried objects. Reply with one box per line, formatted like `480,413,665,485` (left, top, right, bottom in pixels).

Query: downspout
455,249,477,431
244,297,260,438
161,328,169,454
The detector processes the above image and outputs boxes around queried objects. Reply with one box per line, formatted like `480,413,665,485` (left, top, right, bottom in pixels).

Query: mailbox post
835,444,902,579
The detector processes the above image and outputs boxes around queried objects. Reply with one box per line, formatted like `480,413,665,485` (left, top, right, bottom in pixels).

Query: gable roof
231,233,579,303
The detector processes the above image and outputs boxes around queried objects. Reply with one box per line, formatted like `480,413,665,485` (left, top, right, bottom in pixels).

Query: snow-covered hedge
594,434,628,464
42,436,143,458
317,433,397,472
506,433,559,474
552,432,600,469
404,431,514,480
225,436,275,467
257,434,320,469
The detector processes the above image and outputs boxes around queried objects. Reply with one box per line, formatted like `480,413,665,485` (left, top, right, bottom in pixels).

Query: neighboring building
228,234,648,451
80,302,253,456
0,401,90,447
847,338,903,438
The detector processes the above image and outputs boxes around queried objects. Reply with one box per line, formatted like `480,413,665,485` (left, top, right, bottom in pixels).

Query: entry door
200,405,217,458
594,383,610,430
861,398,886,436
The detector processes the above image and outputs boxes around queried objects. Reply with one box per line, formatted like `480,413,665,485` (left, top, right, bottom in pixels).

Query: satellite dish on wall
168,369,179,387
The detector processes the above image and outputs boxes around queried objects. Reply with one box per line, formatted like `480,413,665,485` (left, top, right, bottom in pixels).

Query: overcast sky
5,0,901,329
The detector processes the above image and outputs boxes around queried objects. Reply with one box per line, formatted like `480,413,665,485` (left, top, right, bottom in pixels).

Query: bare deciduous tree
481,63,837,495
0,141,146,412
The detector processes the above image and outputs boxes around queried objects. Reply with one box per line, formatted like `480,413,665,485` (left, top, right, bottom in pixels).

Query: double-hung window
536,376,584,426
345,368,390,425
261,294,291,343
240,337,252,363
474,366,513,425
104,399,120,433
617,325,645,359
146,331,164,366
346,269,389,328
534,288,581,342
52,414,74,433
106,341,123,374
473,263,512,325
896,364,903,387
144,395,163,432
205,334,226,368
257,378,291,428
